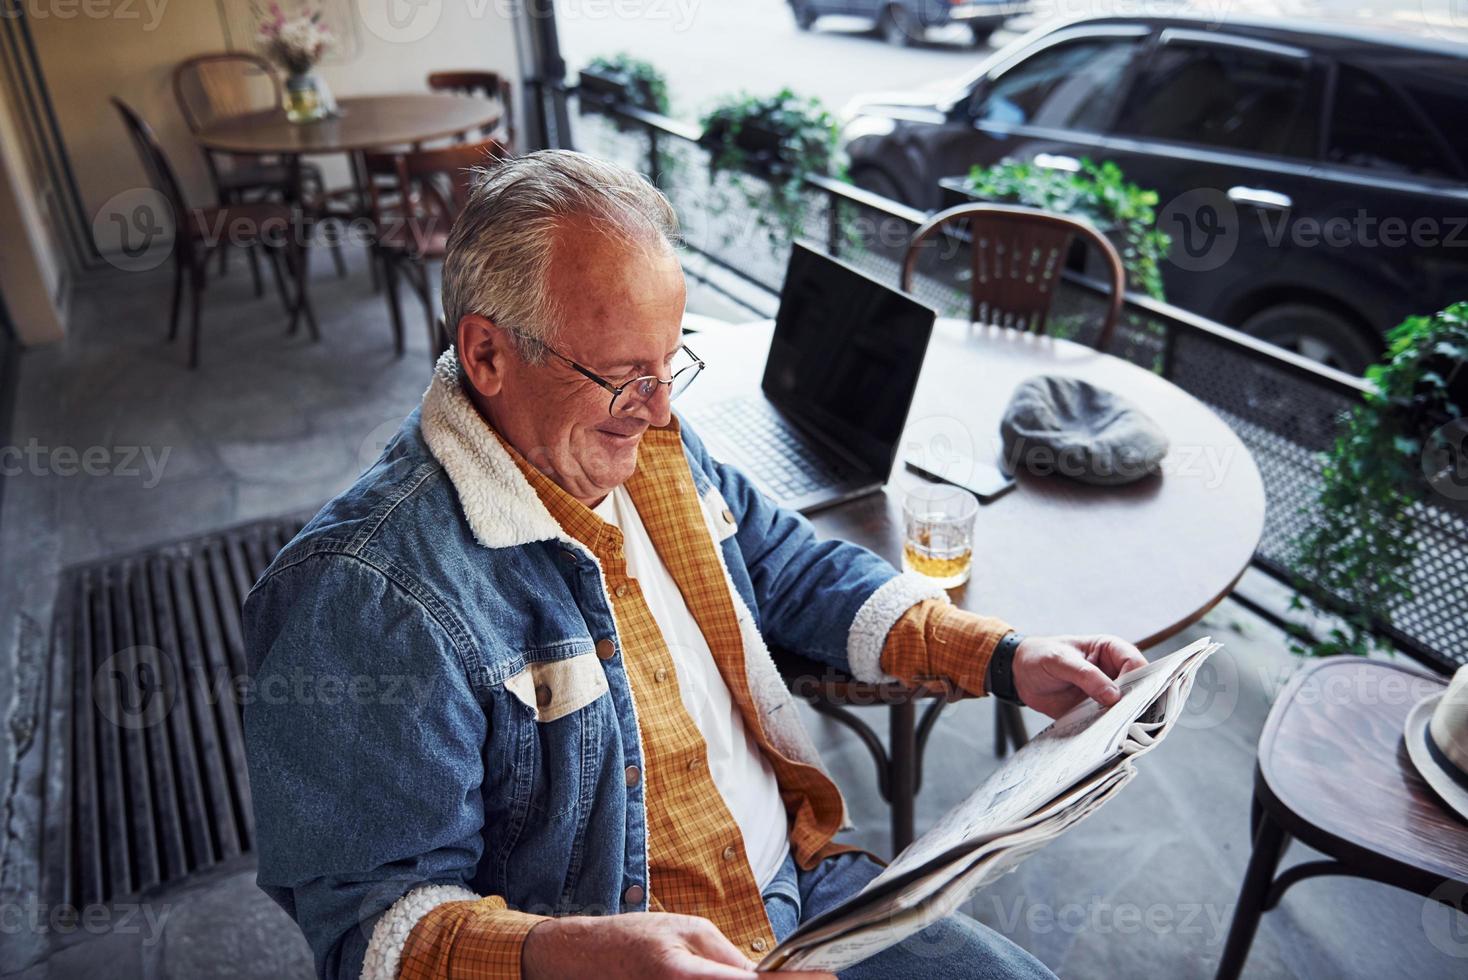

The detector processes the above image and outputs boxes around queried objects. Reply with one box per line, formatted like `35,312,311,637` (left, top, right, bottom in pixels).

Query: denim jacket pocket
699,484,739,542
503,652,610,722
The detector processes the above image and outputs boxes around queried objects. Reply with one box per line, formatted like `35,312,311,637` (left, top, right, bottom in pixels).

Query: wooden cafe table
194,93,503,284
678,317,1267,854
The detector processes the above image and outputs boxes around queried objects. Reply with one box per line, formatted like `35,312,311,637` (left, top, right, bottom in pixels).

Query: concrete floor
1,246,1462,979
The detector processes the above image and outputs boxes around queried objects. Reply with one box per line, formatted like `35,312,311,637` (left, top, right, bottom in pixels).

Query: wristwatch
985,631,1025,706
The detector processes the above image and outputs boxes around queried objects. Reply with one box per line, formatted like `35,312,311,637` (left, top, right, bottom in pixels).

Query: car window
1115,41,1320,158
971,38,1142,133
1329,64,1458,180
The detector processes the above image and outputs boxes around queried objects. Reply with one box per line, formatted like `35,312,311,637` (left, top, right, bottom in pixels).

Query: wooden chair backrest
173,52,281,133
362,138,510,250
900,203,1126,350
427,70,515,148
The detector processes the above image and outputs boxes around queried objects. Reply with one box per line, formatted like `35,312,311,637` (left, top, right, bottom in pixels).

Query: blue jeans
761,852,1055,980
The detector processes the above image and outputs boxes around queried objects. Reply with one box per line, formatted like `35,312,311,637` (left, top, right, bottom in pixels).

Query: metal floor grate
40,516,306,907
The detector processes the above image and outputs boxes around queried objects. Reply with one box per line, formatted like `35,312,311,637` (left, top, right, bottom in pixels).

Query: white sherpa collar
420,348,571,551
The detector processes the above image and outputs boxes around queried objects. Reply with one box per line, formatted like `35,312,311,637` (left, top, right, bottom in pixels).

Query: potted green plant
944,157,1171,302
697,89,838,250
1291,301,1468,658
578,54,670,123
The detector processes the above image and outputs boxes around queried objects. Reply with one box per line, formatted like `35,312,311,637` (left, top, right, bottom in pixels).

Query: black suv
840,15,1468,371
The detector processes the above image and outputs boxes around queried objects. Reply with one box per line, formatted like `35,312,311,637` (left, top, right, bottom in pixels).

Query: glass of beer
901,483,978,588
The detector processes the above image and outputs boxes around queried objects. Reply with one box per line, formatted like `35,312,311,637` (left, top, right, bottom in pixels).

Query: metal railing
559,86,1467,675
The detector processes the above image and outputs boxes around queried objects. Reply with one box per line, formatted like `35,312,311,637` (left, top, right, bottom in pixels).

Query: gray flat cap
1000,375,1169,486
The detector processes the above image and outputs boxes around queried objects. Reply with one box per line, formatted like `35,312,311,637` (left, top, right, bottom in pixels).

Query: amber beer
901,483,979,589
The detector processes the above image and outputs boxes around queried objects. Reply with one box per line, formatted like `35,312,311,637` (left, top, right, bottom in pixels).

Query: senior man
243,150,1146,980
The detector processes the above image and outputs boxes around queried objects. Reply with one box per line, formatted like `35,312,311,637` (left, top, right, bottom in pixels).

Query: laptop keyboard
689,398,851,500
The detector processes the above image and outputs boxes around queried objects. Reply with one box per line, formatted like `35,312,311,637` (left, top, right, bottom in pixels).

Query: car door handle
1033,153,1081,172
1227,186,1292,211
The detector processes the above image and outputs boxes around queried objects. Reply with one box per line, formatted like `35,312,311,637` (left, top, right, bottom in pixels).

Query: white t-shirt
593,486,791,889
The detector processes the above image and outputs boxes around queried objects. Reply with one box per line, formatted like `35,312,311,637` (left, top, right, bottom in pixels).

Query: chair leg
187,266,206,370
292,237,320,342
327,222,347,278
167,259,184,342
994,701,1029,757
266,244,292,315
1215,804,1291,980
380,252,406,357
889,701,917,856
247,245,264,297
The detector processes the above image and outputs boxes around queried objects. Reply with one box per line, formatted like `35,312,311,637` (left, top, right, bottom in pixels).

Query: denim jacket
242,355,945,980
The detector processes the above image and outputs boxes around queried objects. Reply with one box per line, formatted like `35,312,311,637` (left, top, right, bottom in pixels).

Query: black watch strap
985,631,1025,706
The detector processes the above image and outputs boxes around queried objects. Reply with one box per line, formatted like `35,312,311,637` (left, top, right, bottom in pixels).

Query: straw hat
1405,664,1468,822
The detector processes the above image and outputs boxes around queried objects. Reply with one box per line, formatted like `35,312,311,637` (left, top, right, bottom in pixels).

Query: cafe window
1115,41,1320,158
971,38,1141,133
1328,65,1458,180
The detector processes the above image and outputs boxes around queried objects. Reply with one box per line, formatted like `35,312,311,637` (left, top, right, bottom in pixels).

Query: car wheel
878,5,919,47
791,0,816,30
968,23,996,46
1240,303,1381,375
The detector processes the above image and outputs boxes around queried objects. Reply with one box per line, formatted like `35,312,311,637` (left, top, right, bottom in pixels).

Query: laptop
687,243,936,514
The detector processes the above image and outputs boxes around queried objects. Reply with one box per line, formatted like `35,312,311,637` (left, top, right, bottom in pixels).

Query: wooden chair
363,139,508,357
1215,657,1468,978
427,71,515,150
173,53,345,279
900,203,1126,351
112,98,317,369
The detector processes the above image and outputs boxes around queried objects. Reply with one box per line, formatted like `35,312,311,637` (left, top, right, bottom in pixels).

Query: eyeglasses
513,331,706,419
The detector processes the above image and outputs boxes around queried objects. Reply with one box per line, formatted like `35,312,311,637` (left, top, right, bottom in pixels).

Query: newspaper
759,637,1220,973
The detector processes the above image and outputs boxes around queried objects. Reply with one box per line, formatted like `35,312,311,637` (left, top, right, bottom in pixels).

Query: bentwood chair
112,98,317,369
900,203,1126,351
174,53,349,280
427,71,516,150
363,139,509,356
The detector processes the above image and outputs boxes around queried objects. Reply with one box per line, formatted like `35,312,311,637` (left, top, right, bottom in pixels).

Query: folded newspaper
759,637,1221,973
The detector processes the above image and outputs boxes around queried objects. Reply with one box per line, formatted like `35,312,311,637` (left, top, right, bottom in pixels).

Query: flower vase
284,72,329,124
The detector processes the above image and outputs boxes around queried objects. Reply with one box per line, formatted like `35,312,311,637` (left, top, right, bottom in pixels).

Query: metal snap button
623,884,645,906
625,765,640,787
535,683,552,708
596,638,615,660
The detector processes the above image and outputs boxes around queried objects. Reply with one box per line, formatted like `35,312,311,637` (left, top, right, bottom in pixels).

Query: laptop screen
762,243,937,479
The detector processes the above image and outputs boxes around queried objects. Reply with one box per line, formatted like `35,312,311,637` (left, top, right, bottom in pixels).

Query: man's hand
521,913,835,980
1011,634,1148,719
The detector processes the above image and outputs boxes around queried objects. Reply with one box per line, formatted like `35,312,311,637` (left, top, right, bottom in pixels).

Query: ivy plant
961,157,1171,301
698,89,839,251
1291,302,1468,657
581,54,671,115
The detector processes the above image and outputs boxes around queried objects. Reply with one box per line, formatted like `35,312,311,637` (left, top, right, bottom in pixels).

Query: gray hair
441,149,680,362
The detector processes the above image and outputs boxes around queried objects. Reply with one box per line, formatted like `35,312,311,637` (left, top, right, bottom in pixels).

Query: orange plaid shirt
399,416,1011,979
